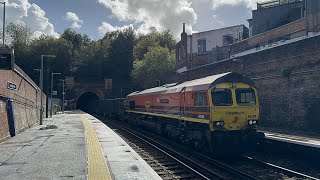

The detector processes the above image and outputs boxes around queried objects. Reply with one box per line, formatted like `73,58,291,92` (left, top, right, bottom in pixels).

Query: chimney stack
183,23,185,33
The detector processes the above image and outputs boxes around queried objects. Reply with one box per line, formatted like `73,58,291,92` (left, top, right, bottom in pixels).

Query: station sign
7,82,16,90
52,91,57,96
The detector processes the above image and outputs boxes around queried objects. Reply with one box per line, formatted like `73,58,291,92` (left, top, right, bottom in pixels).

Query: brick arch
72,82,106,104
75,89,104,103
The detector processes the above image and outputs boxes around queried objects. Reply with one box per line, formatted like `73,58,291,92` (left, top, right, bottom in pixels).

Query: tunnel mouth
76,92,99,113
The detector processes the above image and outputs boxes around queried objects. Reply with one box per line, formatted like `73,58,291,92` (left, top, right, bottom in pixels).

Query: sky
1,0,269,40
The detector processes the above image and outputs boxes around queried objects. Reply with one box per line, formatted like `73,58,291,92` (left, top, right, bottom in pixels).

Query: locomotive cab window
194,92,207,106
212,88,233,106
236,88,256,106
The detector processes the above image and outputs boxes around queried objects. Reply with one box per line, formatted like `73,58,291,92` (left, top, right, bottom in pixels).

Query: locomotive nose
226,113,248,130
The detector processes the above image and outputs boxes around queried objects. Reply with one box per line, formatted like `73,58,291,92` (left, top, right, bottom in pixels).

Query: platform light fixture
40,55,56,125
0,2,5,47
59,79,65,114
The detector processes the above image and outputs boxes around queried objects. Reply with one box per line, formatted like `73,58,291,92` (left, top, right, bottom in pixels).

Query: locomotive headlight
248,120,257,125
214,121,225,127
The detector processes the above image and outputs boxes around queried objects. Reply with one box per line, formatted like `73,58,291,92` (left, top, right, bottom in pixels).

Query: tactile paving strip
81,115,112,180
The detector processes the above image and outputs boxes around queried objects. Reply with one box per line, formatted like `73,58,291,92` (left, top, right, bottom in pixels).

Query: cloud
98,22,134,36
64,12,83,29
211,0,270,10
212,14,225,26
4,0,59,38
97,0,197,40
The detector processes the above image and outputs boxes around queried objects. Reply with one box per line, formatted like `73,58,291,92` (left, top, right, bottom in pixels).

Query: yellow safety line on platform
81,115,112,180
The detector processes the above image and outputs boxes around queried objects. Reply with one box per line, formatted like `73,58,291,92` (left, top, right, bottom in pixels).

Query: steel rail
243,156,320,180
107,120,259,180
109,121,212,180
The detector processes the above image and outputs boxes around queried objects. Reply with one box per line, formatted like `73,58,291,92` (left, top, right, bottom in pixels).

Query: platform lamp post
0,2,5,47
33,69,41,86
50,72,61,117
59,79,65,114
40,55,56,125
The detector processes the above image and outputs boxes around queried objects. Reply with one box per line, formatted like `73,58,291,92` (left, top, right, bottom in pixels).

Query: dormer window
198,39,206,54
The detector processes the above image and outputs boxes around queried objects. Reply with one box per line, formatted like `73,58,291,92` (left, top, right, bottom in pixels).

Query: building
248,0,305,37
175,23,248,72
175,0,320,74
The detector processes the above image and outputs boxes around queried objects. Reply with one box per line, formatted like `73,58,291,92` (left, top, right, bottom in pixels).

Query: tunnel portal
76,92,99,113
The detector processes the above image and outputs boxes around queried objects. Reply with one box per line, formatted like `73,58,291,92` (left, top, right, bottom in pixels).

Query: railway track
103,119,259,179
101,117,320,180
242,156,319,180
111,124,208,179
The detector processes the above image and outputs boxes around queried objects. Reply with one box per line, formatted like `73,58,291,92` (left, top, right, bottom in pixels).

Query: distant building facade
175,0,320,73
175,24,248,72
248,0,305,37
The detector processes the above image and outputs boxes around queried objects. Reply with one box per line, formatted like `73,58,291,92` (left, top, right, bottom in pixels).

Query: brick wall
0,98,9,141
0,66,45,141
231,18,306,55
180,35,320,132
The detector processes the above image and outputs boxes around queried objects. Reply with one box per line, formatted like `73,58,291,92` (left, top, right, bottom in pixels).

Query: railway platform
0,111,161,180
260,130,320,149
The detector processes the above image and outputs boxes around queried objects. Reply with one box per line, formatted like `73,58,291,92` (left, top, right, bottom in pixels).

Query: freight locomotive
94,72,265,153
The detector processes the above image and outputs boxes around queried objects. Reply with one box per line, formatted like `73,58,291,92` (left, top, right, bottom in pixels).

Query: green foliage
132,46,175,88
102,28,136,96
6,23,177,98
133,29,175,61
6,22,33,47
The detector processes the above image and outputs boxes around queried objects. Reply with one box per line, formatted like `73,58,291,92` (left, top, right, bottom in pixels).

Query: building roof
256,0,303,10
190,24,247,36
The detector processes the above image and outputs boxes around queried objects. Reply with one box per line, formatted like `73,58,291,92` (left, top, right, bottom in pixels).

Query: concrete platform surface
0,112,87,180
84,114,162,180
0,111,161,180
263,131,320,148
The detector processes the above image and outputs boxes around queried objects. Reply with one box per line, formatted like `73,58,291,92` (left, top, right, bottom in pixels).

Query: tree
104,28,135,80
131,46,175,88
61,28,83,50
5,22,33,63
133,29,176,61
6,22,33,48
26,35,73,82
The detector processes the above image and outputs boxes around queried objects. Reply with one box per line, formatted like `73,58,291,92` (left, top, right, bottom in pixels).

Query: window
198,39,206,54
212,89,233,106
177,48,181,62
129,101,135,109
194,92,207,106
236,89,256,106
223,34,234,46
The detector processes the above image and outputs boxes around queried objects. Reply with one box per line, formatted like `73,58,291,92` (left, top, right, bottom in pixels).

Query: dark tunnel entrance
76,92,99,113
